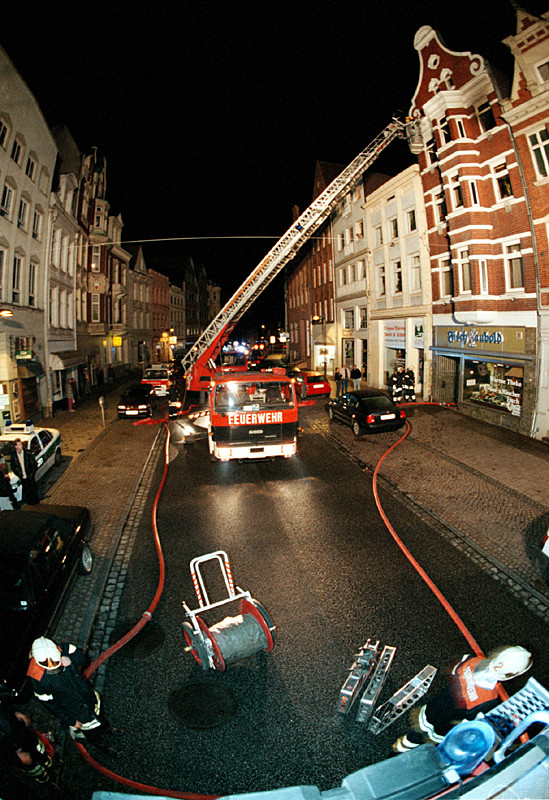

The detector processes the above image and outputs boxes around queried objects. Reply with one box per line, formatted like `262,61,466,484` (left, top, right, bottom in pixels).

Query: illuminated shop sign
448,329,503,346
435,326,526,355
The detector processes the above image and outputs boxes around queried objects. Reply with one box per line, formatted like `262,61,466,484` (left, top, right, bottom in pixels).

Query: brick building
408,9,549,438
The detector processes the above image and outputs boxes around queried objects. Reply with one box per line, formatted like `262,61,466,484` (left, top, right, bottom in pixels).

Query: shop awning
17,360,44,378
49,351,87,371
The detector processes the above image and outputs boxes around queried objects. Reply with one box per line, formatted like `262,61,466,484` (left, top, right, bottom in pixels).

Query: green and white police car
0,421,62,486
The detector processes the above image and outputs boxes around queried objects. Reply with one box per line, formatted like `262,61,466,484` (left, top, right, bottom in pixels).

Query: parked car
0,422,62,484
326,388,406,436
141,365,171,396
287,369,331,399
118,383,155,418
0,504,93,698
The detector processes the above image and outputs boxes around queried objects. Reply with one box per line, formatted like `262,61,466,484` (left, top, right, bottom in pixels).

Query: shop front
431,325,535,435
383,320,406,389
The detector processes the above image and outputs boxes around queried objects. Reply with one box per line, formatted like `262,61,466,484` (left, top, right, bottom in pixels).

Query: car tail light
400,410,406,419
366,414,375,424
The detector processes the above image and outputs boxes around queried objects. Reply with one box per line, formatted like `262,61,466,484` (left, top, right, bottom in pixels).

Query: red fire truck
208,370,297,462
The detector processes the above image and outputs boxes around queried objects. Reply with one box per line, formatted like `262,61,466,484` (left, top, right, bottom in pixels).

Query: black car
326,388,406,436
0,505,93,698
117,383,155,418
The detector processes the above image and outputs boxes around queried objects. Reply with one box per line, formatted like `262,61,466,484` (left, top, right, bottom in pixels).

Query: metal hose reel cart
182,550,276,671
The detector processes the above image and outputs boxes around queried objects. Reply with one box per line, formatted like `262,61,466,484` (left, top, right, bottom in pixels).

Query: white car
0,422,62,509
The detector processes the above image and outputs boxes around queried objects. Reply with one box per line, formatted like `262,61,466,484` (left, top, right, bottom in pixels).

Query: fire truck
208,369,297,461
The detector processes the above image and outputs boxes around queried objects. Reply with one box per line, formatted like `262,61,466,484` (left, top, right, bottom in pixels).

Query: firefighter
393,646,533,753
391,367,405,404
27,637,112,748
403,367,416,402
0,698,54,783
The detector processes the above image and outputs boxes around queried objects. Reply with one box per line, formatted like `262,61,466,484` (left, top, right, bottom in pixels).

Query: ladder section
356,645,396,724
484,677,549,740
368,665,437,734
182,118,405,380
338,639,380,715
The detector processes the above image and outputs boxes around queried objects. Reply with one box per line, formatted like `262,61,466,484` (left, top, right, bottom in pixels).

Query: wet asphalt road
58,412,549,799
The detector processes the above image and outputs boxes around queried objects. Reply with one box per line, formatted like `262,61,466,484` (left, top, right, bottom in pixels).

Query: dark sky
2,0,547,333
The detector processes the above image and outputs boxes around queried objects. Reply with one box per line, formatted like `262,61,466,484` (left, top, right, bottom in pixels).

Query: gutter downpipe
500,115,543,438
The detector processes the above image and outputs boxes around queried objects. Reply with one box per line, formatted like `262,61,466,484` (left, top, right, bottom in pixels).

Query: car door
38,430,54,477
335,393,350,424
28,434,45,479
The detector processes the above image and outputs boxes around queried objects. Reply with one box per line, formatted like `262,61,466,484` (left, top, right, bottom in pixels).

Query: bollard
98,395,105,427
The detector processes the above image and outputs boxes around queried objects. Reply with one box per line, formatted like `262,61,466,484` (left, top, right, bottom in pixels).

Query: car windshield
144,369,168,380
123,385,147,399
214,380,294,411
359,395,394,410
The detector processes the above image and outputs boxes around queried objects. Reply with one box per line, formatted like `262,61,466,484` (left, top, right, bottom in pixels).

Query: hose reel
182,551,276,671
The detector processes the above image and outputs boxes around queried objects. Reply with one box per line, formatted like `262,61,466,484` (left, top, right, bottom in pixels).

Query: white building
0,45,57,426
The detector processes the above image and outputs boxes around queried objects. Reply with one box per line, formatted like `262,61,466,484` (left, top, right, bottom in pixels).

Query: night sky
2,0,547,333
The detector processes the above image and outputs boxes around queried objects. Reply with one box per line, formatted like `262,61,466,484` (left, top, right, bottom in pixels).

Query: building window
494,163,513,199
32,209,43,240
505,243,524,290
469,180,479,206
1,184,13,218
457,249,471,293
537,59,549,82
17,198,29,230
407,209,417,232
344,227,354,245
392,261,402,294
435,191,447,223
529,129,549,178
28,262,36,307
410,254,421,293
377,264,386,297
349,263,356,282
91,293,100,322
389,217,399,240
456,118,466,138
450,175,463,208
25,156,36,181
359,307,367,328
12,255,21,304
0,119,8,149
479,259,488,295
374,225,383,247
340,268,347,286
439,258,454,298
356,260,365,280
0,249,5,298
344,309,354,330
463,360,523,416
91,245,101,271
477,101,496,132
10,138,23,165
355,219,364,239
439,117,452,145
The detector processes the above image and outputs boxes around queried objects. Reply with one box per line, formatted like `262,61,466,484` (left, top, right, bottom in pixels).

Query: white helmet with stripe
31,637,61,670
489,646,532,680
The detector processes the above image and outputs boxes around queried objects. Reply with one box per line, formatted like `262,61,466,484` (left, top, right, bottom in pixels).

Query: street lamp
312,315,327,376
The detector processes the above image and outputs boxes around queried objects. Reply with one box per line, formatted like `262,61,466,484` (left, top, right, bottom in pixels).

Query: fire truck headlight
282,444,296,456
218,448,232,460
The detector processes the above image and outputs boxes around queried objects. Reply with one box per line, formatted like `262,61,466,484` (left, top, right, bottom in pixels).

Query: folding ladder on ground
368,665,437,734
338,639,380,715
356,645,397,724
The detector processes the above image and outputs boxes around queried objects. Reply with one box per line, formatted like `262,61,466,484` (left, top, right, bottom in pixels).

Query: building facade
408,10,549,437
0,46,57,427
127,245,152,370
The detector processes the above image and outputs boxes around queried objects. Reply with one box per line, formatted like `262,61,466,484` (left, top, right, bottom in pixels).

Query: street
57,402,549,799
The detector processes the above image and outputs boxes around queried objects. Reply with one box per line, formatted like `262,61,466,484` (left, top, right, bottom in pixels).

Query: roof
0,506,87,554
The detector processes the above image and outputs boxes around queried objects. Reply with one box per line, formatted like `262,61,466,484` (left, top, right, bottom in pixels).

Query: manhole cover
109,620,165,659
168,681,237,729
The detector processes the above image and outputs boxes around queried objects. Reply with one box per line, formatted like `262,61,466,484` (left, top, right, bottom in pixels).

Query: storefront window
463,360,523,417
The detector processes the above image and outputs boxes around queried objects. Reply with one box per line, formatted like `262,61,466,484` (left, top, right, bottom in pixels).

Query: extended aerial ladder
182,116,412,392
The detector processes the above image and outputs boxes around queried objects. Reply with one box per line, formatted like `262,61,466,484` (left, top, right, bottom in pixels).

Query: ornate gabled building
127,245,152,369
408,9,549,438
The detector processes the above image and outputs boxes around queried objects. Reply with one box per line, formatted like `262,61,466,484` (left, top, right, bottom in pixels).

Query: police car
0,422,62,495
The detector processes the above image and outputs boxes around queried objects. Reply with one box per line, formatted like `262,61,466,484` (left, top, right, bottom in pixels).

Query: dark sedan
0,505,93,698
118,383,155,418
326,388,406,436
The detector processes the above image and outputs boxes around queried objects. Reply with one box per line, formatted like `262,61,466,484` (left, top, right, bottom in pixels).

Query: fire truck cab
208,370,297,462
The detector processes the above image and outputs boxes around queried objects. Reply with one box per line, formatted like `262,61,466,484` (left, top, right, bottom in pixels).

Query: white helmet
489,646,532,680
31,637,61,670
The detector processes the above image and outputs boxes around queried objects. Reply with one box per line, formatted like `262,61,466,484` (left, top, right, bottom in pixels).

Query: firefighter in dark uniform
393,646,532,753
403,367,416,402
27,637,111,746
391,367,405,404
0,699,54,783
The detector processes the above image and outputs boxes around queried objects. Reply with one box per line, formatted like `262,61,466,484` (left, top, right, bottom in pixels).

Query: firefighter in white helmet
393,646,532,754
27,637,112,748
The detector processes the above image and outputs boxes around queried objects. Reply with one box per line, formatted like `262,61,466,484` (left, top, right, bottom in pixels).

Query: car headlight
118,404,126,410
138,405,147,410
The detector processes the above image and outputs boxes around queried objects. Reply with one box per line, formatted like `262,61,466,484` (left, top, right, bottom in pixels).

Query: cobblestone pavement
306,401,549,608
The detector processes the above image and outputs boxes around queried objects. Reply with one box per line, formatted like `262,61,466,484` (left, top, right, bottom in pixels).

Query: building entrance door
435,355,459,404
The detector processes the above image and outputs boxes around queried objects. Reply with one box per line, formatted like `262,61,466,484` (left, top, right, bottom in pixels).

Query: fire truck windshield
214,380,294,412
